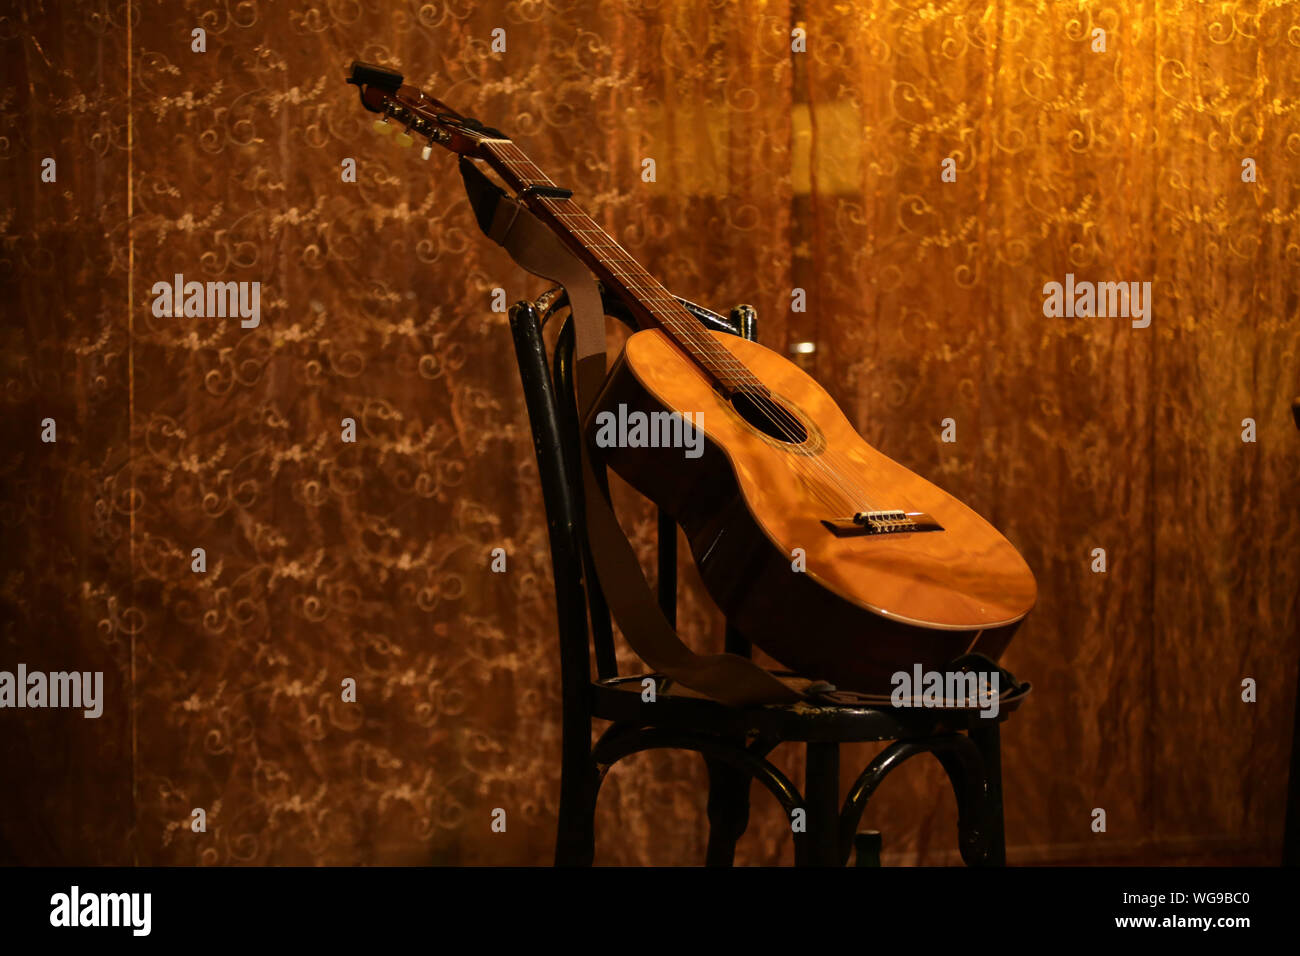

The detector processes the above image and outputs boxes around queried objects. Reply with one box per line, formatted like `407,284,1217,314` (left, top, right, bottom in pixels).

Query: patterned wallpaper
1,0,1297,865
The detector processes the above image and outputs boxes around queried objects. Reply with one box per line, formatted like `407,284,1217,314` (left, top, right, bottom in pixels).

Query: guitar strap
457,158,1031,713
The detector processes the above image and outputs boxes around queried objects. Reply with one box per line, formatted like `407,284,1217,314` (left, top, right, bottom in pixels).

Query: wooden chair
507,286,1024,866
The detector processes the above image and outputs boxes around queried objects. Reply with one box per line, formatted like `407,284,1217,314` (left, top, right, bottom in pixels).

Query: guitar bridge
821,510,944,537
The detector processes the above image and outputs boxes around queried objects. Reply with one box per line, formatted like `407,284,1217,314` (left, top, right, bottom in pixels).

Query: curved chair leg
926,725,1007,866
838,738,936,864
704,754,751,866
836,733,994,867
927,734,994,866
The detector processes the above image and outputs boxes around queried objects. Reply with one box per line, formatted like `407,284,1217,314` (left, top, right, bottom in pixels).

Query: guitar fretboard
482,140,760,396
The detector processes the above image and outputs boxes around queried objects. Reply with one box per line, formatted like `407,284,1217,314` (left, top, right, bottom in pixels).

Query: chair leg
802,741,841,866
968,722,1007,866
704,756,751,866
554,741,599,866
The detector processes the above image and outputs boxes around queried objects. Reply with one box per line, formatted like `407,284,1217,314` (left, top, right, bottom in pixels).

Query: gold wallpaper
1,0,1297,865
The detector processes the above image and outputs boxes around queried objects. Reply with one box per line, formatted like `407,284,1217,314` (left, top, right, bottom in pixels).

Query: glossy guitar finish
592,329,1037,692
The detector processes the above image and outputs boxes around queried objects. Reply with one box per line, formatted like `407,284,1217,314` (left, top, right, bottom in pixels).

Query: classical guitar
347,63,1037,694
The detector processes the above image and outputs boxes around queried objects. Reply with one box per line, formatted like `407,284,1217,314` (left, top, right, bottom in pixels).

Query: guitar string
491,142,893,517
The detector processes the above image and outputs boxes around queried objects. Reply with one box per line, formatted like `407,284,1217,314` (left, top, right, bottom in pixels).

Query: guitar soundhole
730,390,808,444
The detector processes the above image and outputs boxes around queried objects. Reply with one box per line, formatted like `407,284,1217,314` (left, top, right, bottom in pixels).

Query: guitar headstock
346,61,509,160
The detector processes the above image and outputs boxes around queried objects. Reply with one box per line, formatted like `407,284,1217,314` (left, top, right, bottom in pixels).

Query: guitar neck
480,139,753,396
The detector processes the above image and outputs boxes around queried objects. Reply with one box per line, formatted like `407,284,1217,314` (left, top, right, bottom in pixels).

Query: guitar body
590,328,1038,694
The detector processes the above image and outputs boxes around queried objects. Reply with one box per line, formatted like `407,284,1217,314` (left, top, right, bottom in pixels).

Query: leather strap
462,159,801,707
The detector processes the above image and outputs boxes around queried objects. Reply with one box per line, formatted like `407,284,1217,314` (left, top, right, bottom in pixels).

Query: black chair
508,285,1020,866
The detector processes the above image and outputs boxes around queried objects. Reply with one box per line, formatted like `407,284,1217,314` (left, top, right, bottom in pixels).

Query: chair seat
590,673,998,743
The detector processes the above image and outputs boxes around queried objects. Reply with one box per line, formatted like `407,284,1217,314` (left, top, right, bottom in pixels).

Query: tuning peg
394,130,414,148
421,144,432,160
373,119,393,135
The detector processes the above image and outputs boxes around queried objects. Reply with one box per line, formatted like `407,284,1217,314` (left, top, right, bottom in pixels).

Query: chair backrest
506,287,755,696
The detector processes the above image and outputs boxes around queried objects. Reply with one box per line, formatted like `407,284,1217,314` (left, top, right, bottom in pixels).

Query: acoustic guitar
347,63,1036,694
